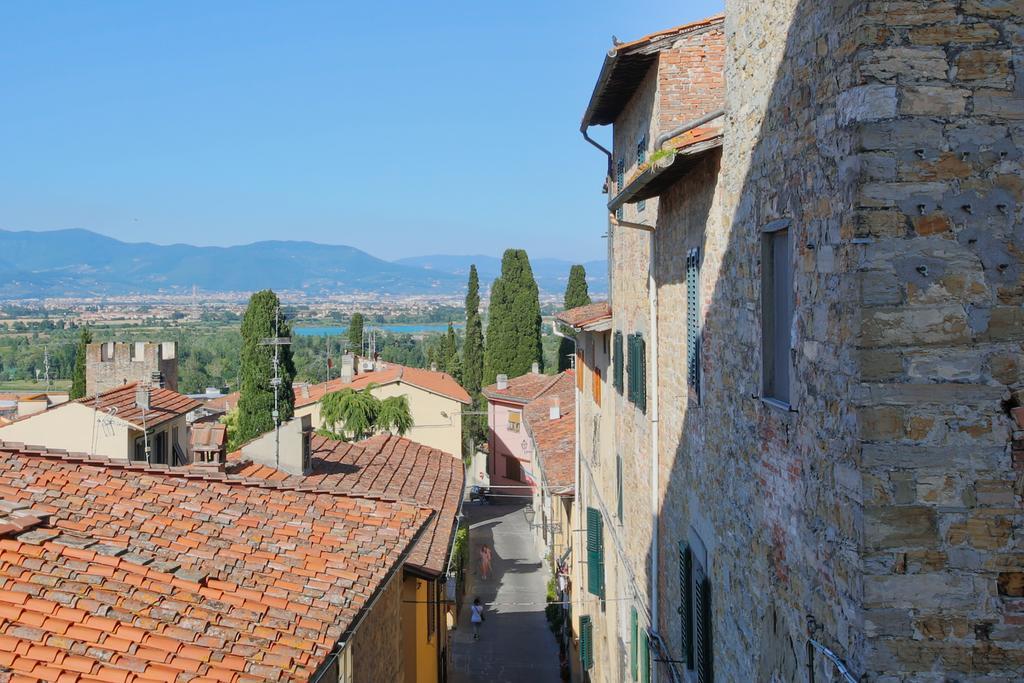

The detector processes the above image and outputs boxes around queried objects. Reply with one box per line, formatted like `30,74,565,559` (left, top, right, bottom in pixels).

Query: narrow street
449,501,561,682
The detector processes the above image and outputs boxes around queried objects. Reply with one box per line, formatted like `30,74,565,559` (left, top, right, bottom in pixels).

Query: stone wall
351,571,404,682
85,341,178,395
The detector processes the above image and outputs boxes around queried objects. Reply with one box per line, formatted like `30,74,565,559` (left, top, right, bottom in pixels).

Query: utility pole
259,304,291,467
42,346,51,390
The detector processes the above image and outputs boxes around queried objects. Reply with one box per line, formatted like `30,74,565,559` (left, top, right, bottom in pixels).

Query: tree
319,386,414,440
440,322,460,379
558,265,592,371
377,395,413,436
462,265,484,396
483,249,543,385
348,313,365,353
70,327,92,399
237,290,296,444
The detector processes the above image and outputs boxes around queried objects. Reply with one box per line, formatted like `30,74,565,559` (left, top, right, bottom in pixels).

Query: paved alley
449,501,561,682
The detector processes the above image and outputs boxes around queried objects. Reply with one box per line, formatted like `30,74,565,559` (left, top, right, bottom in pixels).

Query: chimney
341,354,355,383
497,374,509,390
240,414,313,476
430,363,438,372
150,371,164,388
301,384,310,399
532,362,540,374
549,397,561,421
135,386,151,411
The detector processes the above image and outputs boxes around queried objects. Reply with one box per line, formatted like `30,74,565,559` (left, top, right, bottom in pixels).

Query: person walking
470,597,484,640
479,544,493,580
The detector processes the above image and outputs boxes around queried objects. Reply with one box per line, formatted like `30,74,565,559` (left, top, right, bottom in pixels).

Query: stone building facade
86,341,179,395
576,3,1023,682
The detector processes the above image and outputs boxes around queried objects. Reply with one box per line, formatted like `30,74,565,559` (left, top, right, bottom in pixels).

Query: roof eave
608,136,724,212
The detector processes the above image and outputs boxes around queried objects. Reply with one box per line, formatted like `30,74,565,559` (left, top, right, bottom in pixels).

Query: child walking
470,597,484,640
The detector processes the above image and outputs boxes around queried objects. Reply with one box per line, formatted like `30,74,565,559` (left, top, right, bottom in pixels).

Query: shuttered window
613,332,624,393
686,248,701,398
617,158,625,192
630,607,638,680
639,627,651,683
586,507,604,598
576,351,584,392
680,543,693,667
627,333,647,413
592,366,602,406
580,615,594,670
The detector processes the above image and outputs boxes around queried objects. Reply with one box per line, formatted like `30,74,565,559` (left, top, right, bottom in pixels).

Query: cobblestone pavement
449,500,561,682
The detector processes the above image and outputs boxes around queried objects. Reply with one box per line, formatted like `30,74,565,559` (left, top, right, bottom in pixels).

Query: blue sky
0,1,723,261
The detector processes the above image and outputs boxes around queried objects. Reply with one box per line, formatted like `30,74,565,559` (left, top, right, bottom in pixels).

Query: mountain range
0,229,606,298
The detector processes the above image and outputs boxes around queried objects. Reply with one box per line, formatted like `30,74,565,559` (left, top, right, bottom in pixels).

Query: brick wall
351,571,404,682
658,26,727,132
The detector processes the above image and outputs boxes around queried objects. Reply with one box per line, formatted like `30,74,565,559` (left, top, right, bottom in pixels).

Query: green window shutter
686,249,701,396
613,332,624,393
695,569,713,682
636,334,647,413
616,455,624,521
625,334,634,403
680,543,693,667
630,607,638,680
639,627,650,683
580,615,594,670
586,507,605,597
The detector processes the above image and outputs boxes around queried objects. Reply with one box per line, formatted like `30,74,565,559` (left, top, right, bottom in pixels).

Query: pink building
482,366,574,493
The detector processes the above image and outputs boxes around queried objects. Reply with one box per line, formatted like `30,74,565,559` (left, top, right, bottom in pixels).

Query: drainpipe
551,321,581,621
654,109,726,149
581,128,613,182
648,227,661,674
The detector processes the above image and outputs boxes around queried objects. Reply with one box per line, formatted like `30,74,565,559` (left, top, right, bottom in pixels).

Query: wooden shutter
613,332,624,393
586,507,604,597
593,365,602,406
625,334,634,402
580,615,594,670
694,566,713,682
630,607,638,681
679,543,693,667
636,334,647,413
639,627,650,683
576,350,585,391
686,248,701,396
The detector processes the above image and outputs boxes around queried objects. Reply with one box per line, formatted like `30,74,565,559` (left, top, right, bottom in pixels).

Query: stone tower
85,341,179,396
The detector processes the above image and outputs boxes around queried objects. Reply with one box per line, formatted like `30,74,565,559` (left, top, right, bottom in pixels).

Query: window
592,366,602,406
637,135,647,166
427,581,436,640
507,411,521,432
586,507,604,597
613,332,624,393
680,541,713,682
617,158,625,192
627,333,647,413
580,615,594,670
761,222,793,406
686,248,701,399
640,627,651,683
616,454,624,521
576,350,585,392
630,607,638,680
638,198,646,213
132,437,147,462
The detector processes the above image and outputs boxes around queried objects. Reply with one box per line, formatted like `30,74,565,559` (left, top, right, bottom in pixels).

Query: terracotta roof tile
522,372,576,493
482,372,562,405
555,301,612,329
293,362,470,408
232,434,463,577
189,424,226,452
0,444,431,682
77,384,201,430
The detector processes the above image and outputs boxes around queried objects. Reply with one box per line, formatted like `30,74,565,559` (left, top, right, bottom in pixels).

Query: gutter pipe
654,108,726,149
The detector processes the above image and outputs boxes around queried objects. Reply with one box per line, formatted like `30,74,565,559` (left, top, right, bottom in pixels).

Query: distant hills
0,229,607,298
394,255,608,294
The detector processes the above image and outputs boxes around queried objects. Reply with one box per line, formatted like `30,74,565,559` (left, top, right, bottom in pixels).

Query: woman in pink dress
479,544,493,580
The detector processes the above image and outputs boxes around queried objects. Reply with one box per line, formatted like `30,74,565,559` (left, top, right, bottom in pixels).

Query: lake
293,323,461,337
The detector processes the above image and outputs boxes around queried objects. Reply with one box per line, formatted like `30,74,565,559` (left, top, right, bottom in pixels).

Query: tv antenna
259,304,291,467
42,346,51,390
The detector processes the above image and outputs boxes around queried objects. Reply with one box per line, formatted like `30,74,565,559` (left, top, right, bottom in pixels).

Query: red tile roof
231,434,464,577
293,363,470,408
190,423,226,452
482,372,563,405
78,384,201,430
555,302,612,330
0,444,431,682
522,372,576,494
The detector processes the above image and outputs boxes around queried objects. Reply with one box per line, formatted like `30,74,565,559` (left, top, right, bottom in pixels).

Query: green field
0,379,72,392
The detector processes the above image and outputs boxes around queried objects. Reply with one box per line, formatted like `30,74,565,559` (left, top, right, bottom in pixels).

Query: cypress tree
558,265,592,371
237,290,296,444
70,327,92,399
348,313,365,353
441,322,460,380
461,265,484,396
483,249,542,385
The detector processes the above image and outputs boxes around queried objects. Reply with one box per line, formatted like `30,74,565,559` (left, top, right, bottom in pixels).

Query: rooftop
0,443,431,682
581,14,725,129
78,383,201,430
482,372,564,405
293,362,470,408
231,433,464,577
555,301,612,331
522,372,576,494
